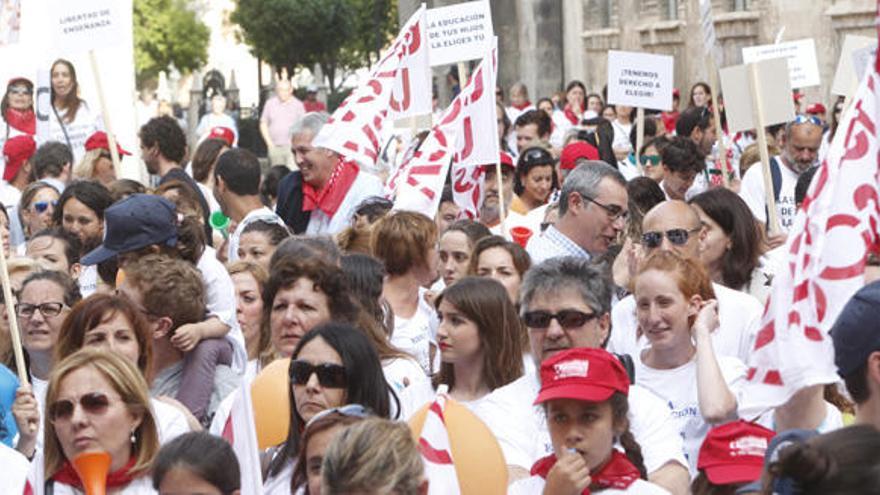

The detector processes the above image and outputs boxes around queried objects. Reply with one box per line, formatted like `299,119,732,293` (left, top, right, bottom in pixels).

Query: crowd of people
0,55,876,495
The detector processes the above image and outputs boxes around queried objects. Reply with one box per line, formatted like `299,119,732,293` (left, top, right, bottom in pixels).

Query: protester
189,137,227,215
688,82,712,108
469,235,531,304
303,85,326,112
515,109,553,153
291,406,369,495
320,417,426,495
263,323,396,493
559,140,600,183
18,181,60,242
73,131,129,186
153,431,241,495
435,185,460,234
196,92,237,144
436,219,491,288
261,77,305,168
505,82,535,128
496,101,515,154
26,227,81,279
551,80,587,148
660,134,706,201
276,112,383,235
511,146,558,214
691,420,774,494
0,77,35,172
340,253,393,335
261,164,292,209
611,105,635,159
0,441,28,493
479,152,515,230
227,260,269,384
434,277,525,403
661,88,681,133
108,178,146,202
49,59,100,162
526,162,628,264
32,141,73,193
1,134,35,248
509,348,668,494
236,219,289,273
38,349,159,493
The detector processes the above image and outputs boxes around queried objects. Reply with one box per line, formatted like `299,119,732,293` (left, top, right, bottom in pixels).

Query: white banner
391,126,458,218
742,38,820,89
606,50,674,111
48,0,126,55
426,0,494,67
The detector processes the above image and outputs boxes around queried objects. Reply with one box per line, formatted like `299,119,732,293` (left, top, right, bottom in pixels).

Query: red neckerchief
511,100,532,111
302,157,359,217
563,104,580,125
531,450,641,494
52,456,137,490
4,108,36,134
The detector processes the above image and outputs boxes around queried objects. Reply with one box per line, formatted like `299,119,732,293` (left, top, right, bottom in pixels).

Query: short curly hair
139,116,187,163
123,254,205,330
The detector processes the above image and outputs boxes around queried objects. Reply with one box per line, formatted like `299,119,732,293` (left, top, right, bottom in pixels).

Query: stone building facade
401,0,876,107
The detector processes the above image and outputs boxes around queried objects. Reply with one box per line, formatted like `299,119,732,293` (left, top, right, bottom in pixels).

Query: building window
666,0,678,20
732,0,749,10
600,0,612,28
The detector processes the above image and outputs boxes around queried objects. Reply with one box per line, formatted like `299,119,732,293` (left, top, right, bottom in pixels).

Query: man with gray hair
275,112,383,234
526,161,628,264
471,256,690,494
260,76,305,167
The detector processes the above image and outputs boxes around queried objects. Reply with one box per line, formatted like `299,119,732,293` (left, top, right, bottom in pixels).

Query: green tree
133,0,210,86
232,0,397,96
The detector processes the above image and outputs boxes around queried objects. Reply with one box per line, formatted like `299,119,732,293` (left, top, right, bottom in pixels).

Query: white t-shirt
197,246,248,373
151,397,192,443
49,103,101,164
390,287,438,374
263,461,295,495
739,155,800,232
0,443,28,494
509,476,670,495
611,120,634,152
305,170,384,236
633,353,746,477
383,355,431,417
228,206,285,262
470,370,688,475
608,282,762,363
196,182,222,215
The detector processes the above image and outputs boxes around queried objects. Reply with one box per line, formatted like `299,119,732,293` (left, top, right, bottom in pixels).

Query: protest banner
720,58,794,234
831,35,874,97
426,0,494,67
742,38,821,88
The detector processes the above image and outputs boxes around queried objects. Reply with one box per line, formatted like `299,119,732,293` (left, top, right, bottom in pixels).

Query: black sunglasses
290,360,347,389
641,227,701,249
48,392,113,423
522,309,597,330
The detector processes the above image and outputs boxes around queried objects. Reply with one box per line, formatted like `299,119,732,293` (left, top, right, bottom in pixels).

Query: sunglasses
48,392,114,423
522,309,597,330
8,86,32,96
290,360,347,388
521,148,555,166
793,115,822,127
16,302,65,319
639,155,661,166
641,227,701,249
33,200,58,213
305,404,372,428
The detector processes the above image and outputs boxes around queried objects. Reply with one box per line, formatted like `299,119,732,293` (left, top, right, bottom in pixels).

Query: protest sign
49,0,126,54
742,38,820,88
831,35,874,97
606,50,674,111
426,0,494,67
852,44,878,88
719,58,794,134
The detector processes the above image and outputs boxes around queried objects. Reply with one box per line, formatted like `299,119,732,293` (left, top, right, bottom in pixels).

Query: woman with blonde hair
40,348,160,492
73,131,129,187
227,260,270,382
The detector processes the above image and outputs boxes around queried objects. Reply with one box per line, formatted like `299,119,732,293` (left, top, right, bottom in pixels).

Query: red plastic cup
510,226,533,248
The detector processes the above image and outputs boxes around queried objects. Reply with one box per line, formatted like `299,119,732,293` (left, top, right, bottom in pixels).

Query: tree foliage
133,0,210,86
232,0,398,95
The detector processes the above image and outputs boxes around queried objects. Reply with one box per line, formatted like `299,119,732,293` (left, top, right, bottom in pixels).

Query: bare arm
694,300,738,423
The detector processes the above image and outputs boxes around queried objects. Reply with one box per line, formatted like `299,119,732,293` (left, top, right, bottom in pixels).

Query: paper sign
720,58,795,133
606,50,674,111
49,0,126,54
426,0,494,67
699,0,716,56
852,44,878,89
831,35,875,96
742,38,820,88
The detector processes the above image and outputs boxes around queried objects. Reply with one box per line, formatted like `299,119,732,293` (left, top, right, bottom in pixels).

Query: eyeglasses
641,227,701,249
582,195,628,222
522,309,598,330
793,115,822,127
305,404,372,428
16,302,65,319
639,155,661,166
8,86,32,96
290,360,347,388
32,200,58,213
48,392,116,423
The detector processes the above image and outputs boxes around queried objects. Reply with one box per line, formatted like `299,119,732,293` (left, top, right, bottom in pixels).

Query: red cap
560,141,599,170
2,135,36,182
672,88,680,98
85,131,131,156
793,91,804,102
806,103,826,115
7,77,32,88
208,126,235,146
480,152,515,172
534,348,629,405
697,420,775,485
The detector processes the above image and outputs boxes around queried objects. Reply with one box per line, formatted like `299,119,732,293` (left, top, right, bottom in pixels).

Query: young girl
632,251,744,476
691,420,774,495
509,348,669,494
153,431,241,495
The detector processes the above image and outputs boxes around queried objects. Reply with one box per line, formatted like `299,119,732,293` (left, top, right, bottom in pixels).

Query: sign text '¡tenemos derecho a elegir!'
59,10,112,35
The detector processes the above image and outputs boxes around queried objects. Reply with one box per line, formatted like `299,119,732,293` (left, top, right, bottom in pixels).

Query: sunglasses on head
639,155,661,166
33,200,58,213
290,360,347,388
305,404,372,428
521,148,554,166
641,227,701,249
793,115,822,127
522,309,597,330
8,86,32,96
48,392,114,423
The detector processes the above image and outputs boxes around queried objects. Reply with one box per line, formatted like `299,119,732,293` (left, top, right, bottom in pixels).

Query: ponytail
610,392,647,480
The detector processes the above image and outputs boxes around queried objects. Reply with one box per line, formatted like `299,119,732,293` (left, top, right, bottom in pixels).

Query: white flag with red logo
313,6,431,168
22,452,44,495
390,125,458,217
740,47,880,416
221,382,263,495
418,394,462,495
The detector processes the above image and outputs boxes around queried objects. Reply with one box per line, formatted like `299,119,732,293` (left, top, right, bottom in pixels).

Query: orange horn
72,451,111,495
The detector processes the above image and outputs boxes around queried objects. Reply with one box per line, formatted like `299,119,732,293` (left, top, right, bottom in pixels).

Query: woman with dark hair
238,219,290,272
688,82,712,109
53,180,114,296
49,59,99,162
550,80,587,148
437,219,491,288
688,188,762,293
154,431,241,494
1,77,35,171
585,118,618,168
261,164,292,209
189,137,228,214
468,235,530,304
291,406,370,495
511,146,558,214
434,277,524,404
263,322,397,493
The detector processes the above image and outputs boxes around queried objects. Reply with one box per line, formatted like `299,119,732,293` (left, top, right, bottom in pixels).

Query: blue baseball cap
81,194,178,265
734,429,818,494
830,280,880,378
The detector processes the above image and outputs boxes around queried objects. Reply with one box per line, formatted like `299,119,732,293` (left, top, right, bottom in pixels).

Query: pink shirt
260,95,306,146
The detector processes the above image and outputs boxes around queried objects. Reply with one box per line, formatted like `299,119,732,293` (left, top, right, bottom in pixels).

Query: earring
130,430,136,444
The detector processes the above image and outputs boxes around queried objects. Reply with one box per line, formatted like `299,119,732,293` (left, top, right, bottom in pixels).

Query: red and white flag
221,382,263,495
740,36,880,415
418,394,462,495
389,125,458,217
313,6,431,168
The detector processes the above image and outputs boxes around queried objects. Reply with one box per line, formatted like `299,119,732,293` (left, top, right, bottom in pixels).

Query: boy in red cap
1,134,36,248
510,348,669,494
692,420,774,494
